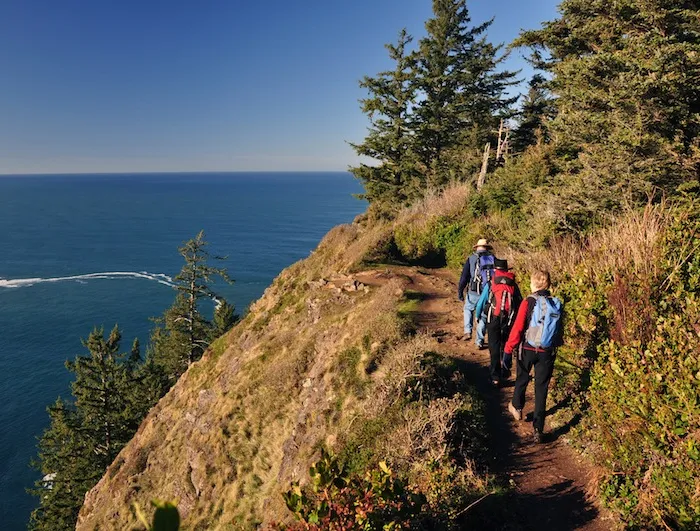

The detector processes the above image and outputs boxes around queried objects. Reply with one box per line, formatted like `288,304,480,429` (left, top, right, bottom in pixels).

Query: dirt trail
358,267,614,531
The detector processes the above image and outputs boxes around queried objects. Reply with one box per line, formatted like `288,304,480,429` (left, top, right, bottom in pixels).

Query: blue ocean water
0,172,365,529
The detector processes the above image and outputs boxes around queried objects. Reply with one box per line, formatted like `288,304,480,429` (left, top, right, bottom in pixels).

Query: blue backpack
470,253,495,294
525,295,563,349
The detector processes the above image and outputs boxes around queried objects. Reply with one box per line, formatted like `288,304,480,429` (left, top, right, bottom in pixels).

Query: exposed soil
357,267,616,531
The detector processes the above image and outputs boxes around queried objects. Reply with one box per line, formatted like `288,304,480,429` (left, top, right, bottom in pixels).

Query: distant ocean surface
0,172,365,529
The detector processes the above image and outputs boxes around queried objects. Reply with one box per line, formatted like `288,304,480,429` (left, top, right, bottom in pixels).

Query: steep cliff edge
76,221,488,529
77,196,700,530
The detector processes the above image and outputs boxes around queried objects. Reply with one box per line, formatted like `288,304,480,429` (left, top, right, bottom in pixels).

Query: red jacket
504,289,554,355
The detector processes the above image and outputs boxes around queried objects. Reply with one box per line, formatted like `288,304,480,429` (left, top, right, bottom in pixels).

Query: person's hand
458,293,464,302
502,353,512,371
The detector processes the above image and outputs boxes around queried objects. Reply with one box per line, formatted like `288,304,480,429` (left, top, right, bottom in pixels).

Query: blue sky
0,0,559,174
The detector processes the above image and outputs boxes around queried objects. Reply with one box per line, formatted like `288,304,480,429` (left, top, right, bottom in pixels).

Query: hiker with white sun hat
457,238,496,349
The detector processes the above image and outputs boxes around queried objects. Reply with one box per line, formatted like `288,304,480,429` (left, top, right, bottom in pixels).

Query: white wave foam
0,271,175,290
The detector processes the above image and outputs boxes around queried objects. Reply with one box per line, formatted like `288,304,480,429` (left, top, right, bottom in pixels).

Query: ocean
0,172,365,529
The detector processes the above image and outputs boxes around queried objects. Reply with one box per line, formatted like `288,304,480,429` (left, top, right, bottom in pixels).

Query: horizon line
0,169,353,177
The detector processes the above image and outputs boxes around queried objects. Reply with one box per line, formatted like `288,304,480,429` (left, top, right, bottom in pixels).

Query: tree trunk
496,120,504,161
477,143,490,190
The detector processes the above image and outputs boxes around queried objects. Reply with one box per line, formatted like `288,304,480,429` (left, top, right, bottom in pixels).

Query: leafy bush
546,201,700,529
277,449,491,531
278,450,427,530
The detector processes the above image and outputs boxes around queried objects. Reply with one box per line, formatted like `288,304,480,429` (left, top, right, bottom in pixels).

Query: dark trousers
487,320,509,382
512,348,555,431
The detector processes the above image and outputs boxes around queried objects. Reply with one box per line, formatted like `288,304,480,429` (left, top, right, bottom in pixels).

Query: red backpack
487,271,519,327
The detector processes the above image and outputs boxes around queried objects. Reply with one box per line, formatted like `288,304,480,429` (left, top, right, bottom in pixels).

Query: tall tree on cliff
150,231,234,381
349,29,421,216
516,0,700,230
29,327,144,531
414,0,518,185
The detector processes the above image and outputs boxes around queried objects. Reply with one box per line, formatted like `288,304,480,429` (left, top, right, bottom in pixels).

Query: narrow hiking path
357,266,615,531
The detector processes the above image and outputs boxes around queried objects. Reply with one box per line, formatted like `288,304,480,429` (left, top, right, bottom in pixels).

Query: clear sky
0,0,559,174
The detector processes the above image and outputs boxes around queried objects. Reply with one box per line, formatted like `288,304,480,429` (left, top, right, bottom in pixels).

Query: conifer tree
349,29,421,214
414,0,518,184
67,326,143,467
516,0,700,228
212,299,238,339
28,400,92,531
136,349,170,410
511,74,555,153
151,231,233,381
30,327,144,531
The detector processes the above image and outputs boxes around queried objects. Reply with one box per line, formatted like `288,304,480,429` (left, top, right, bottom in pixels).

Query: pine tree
136,349,170,410
516,0,700,229
349,29,421,215
151,231,233,380
414,0,518,184
28,400,94,531
68,326,142,468
511,74,555,153
212,299,238,339
30,327,144,531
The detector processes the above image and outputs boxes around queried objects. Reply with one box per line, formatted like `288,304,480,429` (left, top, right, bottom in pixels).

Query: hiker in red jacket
503,269,564,443
475,258,522,387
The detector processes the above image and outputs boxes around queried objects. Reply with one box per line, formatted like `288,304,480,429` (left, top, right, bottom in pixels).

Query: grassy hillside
77,181,700,530
76,221,491,530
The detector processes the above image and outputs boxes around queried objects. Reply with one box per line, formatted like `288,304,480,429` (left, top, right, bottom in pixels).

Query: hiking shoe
477,343,486,350
508,402,522,421
533,428,544,444
464,332,472,340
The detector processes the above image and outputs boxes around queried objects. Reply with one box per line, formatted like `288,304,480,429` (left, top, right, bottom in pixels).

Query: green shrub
277,449,491,531
393,222,442,265
550,201,700,529
278,450,427,530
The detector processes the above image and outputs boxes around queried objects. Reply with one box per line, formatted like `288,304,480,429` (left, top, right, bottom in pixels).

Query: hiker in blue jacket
457,238,495,349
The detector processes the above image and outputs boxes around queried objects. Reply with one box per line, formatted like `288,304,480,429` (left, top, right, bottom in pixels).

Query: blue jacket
475,282,491,318
458,251,493,298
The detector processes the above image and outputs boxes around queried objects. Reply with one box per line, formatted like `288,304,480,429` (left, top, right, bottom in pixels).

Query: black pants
487,320,510,382
512,348,555,431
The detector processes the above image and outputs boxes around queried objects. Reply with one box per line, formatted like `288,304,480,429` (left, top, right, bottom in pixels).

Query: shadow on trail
440,354,602,531
549,413,583,442
464,481,600,530
546,395,573,417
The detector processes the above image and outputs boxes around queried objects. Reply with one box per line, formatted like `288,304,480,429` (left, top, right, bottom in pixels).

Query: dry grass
506,203,668,285
387,397,464,465
395,182,471,230
78,230,442,530
367,333,436,415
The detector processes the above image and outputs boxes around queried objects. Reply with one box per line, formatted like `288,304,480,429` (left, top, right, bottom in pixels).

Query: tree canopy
350,0,517,216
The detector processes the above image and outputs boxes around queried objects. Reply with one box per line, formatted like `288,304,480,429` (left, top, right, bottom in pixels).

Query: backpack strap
470,254,482,293
505,291,514,326
474,258,481,285
538,296,547,324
